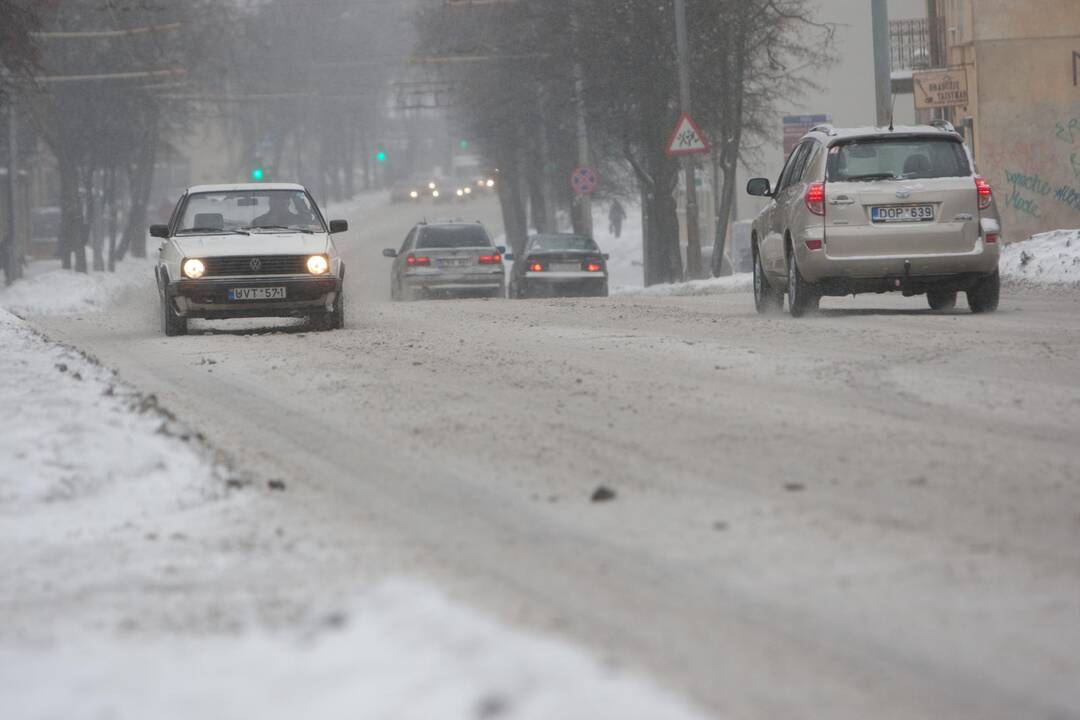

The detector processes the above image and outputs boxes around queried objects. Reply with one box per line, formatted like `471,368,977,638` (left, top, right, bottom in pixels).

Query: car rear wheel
967,270,1000,314
927,289,957,311
786,252,819,318
753,248,783,314
160,294,187,337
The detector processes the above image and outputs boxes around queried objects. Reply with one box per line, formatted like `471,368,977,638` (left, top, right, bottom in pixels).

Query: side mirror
746,178,773,197
496,245,507,254
329,219,348,234
602,253,610,260
149,224,169,239
503,252,515,261
382,248,398,258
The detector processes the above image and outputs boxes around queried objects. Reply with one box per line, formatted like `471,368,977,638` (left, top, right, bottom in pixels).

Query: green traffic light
376,151,387,163
251,167,265,181
459,139,469,150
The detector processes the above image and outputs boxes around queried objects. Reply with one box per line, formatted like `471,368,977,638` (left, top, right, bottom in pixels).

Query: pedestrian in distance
609,200,626,239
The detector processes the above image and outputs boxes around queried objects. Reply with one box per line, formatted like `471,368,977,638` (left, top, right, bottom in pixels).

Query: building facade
937,0,1080,239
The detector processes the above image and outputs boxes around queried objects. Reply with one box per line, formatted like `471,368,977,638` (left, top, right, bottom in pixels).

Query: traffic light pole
569,1,593,239
4,100,21,285
872,0,892,128
674,0,701,280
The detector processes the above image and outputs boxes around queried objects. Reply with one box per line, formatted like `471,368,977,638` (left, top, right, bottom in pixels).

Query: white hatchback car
152,183,348,336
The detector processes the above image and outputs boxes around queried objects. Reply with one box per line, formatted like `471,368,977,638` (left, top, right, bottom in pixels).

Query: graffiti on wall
987,105,1080,232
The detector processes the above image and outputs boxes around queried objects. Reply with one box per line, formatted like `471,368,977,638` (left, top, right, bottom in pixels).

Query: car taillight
586,262,603,272
478,254,502,265
529,262,545,272
985,232,999,244
805,239,823,251
406,255,430,267
805,182,826,216
976,176,993,210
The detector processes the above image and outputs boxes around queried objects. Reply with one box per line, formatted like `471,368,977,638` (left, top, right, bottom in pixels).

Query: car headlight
307,255,329,275
456,189,464,197
182,258,205,279
432,190,440,198
410,190,419,199
464,187,471,195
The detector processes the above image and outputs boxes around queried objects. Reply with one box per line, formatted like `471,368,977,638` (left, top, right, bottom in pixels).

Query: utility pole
674,0,701,279
872,0,892,127
569,1,593,238
3,100,21,285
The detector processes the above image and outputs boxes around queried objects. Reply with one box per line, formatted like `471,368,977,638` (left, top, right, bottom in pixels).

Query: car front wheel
753,248,783,314
927,289,957,311
160,293,187,337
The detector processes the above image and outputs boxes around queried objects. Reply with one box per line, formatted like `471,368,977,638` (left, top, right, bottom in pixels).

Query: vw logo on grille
895,187,913,199
249,258,262,271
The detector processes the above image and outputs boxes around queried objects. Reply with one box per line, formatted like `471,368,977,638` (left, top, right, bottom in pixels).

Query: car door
763,142,811,275
782,140,823,258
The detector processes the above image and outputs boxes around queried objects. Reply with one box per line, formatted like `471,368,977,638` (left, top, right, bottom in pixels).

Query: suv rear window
417,225,491,249
827,137,971,182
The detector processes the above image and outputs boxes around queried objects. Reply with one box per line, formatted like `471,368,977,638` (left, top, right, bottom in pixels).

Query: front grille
202,255,308,277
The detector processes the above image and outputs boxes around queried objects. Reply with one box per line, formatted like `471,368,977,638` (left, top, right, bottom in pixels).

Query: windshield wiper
177,227,250,236
842,172,896,182
241,225,314,234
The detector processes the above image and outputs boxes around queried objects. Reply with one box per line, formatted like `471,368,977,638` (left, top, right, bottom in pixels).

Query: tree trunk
495,139,528,256
120,127,156,261
57,153,81,270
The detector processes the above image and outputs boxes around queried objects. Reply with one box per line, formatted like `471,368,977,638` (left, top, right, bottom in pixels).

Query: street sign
913,68,969,109
783,114,830,155
665,113,710,156
571,166,600,196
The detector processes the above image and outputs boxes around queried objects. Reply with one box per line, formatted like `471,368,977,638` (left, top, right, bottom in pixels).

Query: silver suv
746,123,1001,317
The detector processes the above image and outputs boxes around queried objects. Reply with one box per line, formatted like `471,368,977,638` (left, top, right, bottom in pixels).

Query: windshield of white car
176,190,326,234
527,234,599,252
827,138,971,182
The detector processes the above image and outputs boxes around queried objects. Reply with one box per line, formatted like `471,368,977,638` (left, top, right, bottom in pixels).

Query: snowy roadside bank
0,314,709,718
0,257,155,316
1001,229,1080,287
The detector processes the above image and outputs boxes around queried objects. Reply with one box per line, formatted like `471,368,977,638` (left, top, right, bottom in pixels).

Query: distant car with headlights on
151,183,348,336
390,179,422,204
383,220,505,300
507,233,609,299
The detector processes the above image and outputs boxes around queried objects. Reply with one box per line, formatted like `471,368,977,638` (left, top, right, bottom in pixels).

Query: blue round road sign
571,166,600,196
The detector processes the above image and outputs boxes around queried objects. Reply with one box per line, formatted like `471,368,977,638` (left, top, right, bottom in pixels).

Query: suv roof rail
929,119,956,133
809,123,836,135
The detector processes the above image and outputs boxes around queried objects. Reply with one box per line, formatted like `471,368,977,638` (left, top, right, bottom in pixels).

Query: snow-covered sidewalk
0,313,708,718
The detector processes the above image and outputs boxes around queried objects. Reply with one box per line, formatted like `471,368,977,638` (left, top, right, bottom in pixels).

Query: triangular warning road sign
665,112,711,156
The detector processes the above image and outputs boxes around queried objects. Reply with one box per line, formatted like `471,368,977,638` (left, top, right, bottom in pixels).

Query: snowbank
615,273,752,297
0,257,155,316
1000,229,1080,286
3,579,708,720
0,310,707,720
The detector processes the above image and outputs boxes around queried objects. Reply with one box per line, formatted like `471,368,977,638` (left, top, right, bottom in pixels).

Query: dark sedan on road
507,233,609,299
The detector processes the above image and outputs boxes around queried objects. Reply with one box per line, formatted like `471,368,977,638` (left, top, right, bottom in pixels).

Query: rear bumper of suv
167,275,341,319
796,235,999,287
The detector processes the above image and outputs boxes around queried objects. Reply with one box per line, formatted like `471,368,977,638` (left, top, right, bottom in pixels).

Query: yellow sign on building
913,68,969,109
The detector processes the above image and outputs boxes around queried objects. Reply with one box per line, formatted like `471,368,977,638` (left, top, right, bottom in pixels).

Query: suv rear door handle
830,196,855,206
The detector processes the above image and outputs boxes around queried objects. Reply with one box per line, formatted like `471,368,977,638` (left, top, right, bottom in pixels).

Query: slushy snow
0,311,709,718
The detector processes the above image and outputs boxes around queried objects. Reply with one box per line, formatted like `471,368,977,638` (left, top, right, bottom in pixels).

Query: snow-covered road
14,199,1080,719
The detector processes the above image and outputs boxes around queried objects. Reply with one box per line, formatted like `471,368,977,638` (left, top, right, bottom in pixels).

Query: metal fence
890,18,946,71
